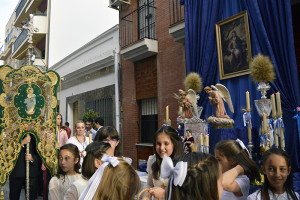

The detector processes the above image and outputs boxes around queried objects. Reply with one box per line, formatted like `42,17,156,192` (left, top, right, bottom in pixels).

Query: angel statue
204,84,234,119
176,89,199,120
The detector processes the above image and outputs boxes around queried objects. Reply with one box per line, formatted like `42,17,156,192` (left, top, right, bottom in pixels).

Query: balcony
12,15,47,59
169,0,185,43
120,2,158,62
14,0,44,27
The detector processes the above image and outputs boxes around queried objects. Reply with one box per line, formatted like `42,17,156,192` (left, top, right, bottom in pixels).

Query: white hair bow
161,156,187,200
236,139,250,157
79,154,119,200
101,153,119,167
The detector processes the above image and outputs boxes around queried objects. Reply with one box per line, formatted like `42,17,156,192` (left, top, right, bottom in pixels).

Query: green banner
0,65,60,186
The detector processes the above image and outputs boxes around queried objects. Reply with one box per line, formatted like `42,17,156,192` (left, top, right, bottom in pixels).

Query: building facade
51,25,120,135
115,0,186,167
9,0,49,69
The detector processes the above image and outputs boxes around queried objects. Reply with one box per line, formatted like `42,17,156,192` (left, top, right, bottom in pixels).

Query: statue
181,129,194,153
204,84,234,128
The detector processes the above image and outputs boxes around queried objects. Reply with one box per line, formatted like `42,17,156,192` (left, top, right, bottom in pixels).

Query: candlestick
246,91,250,111
166,105,169,123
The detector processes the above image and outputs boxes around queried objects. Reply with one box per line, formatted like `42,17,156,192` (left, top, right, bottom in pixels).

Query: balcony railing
121,2,156,48
15,0,28,20
5,28,16,44
13,29,28,54
169,0,184,26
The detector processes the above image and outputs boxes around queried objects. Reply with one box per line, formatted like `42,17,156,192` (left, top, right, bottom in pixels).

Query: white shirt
221,175,250,200
247,189,300,200
65,175,88,200
48,174,82,200
66,136,89,167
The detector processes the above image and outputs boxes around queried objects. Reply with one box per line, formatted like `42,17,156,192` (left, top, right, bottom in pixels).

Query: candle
280,127,285,150
262,114,267,134
270,94,277,118
276,92,282,117
199,133,203,152
205,134,209,153
89,134,92,144
179,106,182,115
246,91,250,111
166,105,169,123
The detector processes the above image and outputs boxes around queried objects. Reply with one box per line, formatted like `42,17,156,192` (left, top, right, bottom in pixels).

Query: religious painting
216,10,252,80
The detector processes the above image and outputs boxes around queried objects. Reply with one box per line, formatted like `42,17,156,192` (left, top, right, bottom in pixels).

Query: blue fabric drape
181,0,300,184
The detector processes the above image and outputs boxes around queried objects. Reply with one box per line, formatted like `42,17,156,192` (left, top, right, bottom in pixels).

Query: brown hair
259,148,297,200
152,126,184,179
168,152,221,200
56,143,81,179
92,158,141,200
214,140,260,183
81,142,111,179
94,126,121,156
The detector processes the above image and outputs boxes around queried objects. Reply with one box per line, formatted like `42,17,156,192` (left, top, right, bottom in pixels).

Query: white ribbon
236,139,250,157
161,155,187,200
79,154,119,200
101,154,119,167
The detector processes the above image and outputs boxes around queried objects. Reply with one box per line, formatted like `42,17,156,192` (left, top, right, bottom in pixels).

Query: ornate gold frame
215,10,252,80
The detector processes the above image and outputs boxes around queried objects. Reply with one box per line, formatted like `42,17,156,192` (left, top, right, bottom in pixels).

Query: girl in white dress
247,148,299,200
64,142,114,199
142,126,184,200
48,144,81,200
67,120,89,167
215,139,261,200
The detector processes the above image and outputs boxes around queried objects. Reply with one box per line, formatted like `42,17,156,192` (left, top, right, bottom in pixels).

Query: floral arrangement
79,150,86,158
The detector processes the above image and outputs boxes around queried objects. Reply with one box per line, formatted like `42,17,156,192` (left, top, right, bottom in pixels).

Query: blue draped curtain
181,0,300,190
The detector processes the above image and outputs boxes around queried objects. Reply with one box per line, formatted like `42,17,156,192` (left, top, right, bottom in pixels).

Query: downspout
114,50,120,134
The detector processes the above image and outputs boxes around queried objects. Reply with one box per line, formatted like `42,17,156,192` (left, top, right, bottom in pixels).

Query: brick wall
120,0,186,168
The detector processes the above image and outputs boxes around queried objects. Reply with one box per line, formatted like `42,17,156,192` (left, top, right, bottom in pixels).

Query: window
139,98,158,143
138,0,155,40
85,97,113,126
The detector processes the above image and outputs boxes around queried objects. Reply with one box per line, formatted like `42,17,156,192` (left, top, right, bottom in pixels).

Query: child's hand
149,187,165,199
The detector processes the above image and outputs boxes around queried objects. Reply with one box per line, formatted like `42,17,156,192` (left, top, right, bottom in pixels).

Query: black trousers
9,177,38,200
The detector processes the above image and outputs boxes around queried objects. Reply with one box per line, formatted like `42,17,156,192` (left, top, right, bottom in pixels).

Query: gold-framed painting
216,10,252,80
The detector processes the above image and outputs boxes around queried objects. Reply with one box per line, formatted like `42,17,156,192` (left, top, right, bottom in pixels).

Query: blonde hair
93,158,141,200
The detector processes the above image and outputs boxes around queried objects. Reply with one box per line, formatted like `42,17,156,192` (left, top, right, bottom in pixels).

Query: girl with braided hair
215,139,261,200
161,152,223,200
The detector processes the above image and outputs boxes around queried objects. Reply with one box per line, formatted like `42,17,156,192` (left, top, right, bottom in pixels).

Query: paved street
1,181,43,200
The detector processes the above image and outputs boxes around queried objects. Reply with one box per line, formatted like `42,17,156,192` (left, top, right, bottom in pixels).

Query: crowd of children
13,118,299,200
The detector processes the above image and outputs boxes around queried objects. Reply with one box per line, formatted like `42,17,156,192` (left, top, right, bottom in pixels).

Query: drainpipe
114,50,120,134
45,0,51,70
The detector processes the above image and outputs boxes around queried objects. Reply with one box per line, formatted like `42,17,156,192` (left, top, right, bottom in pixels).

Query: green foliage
82,109,100,123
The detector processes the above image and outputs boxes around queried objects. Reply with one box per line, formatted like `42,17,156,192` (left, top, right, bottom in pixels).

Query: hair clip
236,139,250,156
